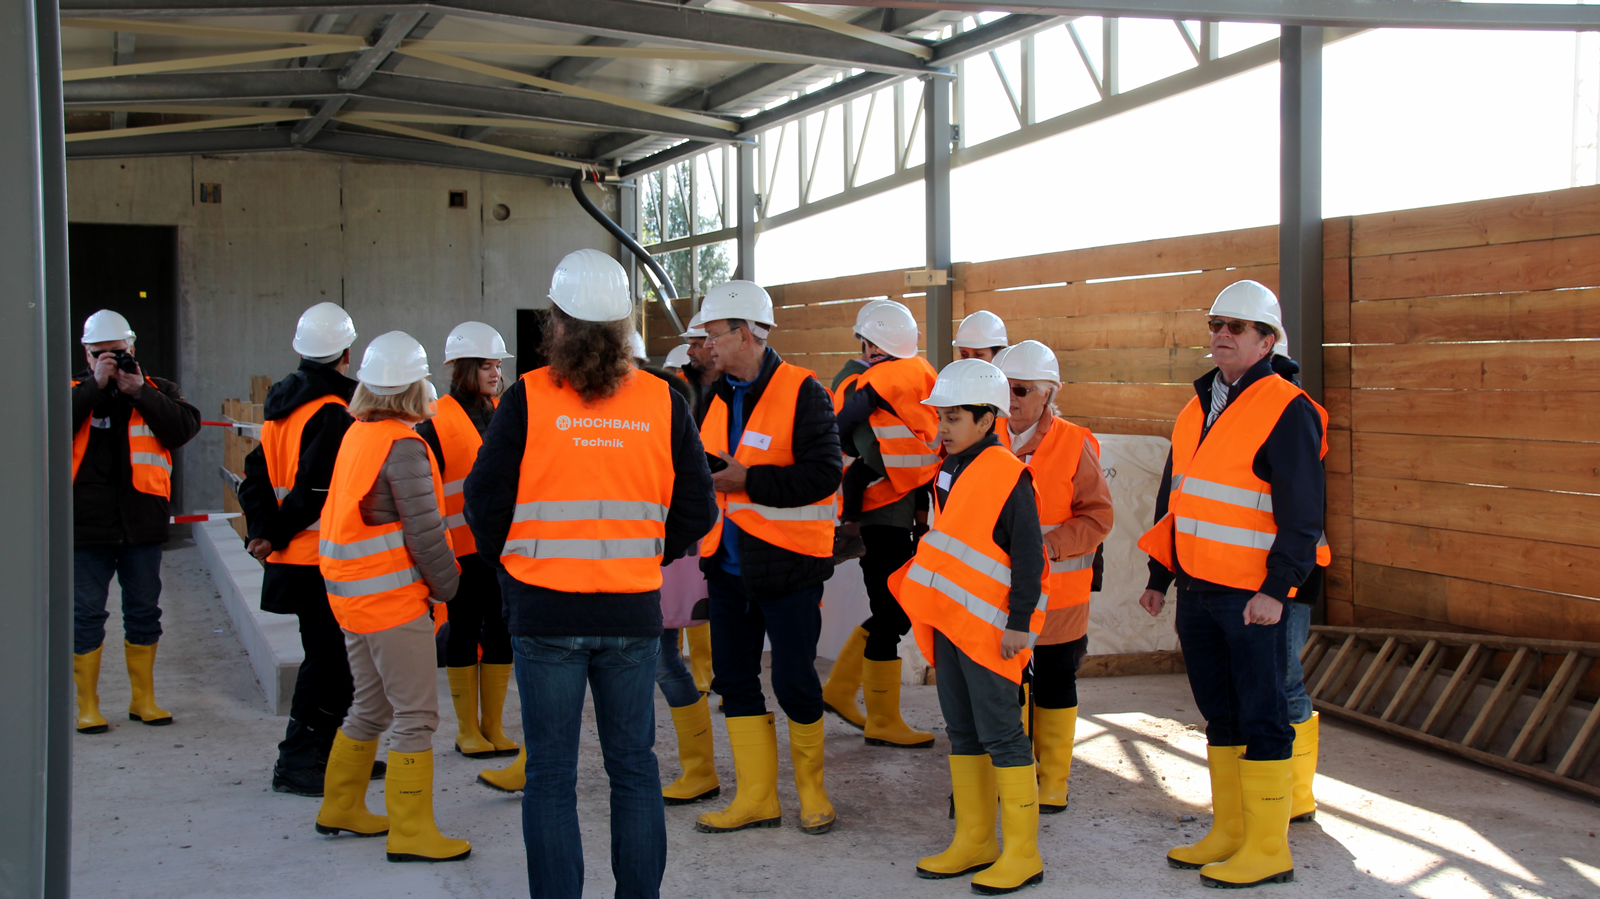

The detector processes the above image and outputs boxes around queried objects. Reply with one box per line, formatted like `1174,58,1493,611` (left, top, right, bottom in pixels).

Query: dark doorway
68,224,178,382
515,308,549,376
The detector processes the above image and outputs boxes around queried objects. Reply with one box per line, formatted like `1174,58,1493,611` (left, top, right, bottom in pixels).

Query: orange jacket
702,362,835,559
1138,375,1331,594
892,445,1049,684
1023,417,1102,613
858,356,939,511
319,419,449,634
500,368,676,593
71,377,172,499
431,393,496,557
260,394,348,565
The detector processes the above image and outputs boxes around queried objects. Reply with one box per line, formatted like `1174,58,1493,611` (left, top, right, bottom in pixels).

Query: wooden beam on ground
1078,650,1185,678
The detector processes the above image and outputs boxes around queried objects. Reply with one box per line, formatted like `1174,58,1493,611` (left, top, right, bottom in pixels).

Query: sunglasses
1010,385,1041,398
1207,319,1252,335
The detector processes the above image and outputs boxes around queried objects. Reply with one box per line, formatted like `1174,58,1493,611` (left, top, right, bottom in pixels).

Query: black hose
568,169,684,334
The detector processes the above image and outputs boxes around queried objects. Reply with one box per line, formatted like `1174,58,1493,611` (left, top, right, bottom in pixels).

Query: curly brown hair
543,306,633,404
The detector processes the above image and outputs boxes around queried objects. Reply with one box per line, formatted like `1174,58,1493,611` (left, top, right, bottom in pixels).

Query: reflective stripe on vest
432,393,495,558
1021,416,1102,612
319,419,448,633
1137,374,1332,593
262,393,349,566
891,445,1048,685
501,368,675,593
702,362,836,559
71,377,174,499
859,356,939,509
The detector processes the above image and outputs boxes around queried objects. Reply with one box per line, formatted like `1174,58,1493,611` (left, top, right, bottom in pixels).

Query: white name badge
740,430,772,451
937,470,953,491
91,416,112,429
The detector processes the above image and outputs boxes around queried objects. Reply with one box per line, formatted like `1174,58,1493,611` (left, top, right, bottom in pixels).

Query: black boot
272,761,326,796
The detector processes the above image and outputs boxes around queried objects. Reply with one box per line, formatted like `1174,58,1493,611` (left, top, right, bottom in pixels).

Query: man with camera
71,309,201,734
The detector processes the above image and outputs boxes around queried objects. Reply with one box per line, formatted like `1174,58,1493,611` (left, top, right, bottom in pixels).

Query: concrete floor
73,540,1600,899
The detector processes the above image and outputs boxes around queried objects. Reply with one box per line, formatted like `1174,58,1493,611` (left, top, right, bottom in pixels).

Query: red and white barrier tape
170,512,241,524
201,418,262,437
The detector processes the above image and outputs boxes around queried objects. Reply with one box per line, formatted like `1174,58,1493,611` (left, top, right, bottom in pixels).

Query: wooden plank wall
1336,184,1600,644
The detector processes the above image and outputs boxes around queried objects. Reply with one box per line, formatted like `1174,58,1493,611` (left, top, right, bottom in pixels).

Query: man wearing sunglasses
1135,280,1329,889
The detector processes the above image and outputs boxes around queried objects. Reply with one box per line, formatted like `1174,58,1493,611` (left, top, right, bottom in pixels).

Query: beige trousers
341,610,440,753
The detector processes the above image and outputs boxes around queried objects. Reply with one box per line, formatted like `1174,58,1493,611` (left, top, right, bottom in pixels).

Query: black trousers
270,564,355,771
1030,635,1089,709
707,568,825,724
859,525,918,661
444,553,513,667
933,631,1032,769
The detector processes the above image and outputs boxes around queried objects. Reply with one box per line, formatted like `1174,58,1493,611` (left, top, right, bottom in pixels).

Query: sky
754,24,1594,287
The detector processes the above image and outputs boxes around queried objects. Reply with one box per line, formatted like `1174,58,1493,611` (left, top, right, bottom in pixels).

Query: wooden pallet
1302,625,1600,802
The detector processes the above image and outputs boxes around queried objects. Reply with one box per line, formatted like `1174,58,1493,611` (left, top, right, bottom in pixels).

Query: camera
103,350,139,374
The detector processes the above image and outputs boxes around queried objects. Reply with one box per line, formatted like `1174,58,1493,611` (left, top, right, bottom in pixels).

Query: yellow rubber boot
1199,759,1295,887
315,731,389,837
971,764,1044,895
477,663,520,756
476,744,526,794
862,658,934,748
446,666,496,758
788,718,835,834
686,623,714,695
695,714,782,833
124,641,172,725
1034,706,1077,813
663,696,721,805
916,755,1000,879
1290,713,1319,822
74,645,109,734
821,626,868,730
1167,745,1245,869
384,750,471,862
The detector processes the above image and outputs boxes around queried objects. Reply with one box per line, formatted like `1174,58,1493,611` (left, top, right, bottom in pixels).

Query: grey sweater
359,436,459,603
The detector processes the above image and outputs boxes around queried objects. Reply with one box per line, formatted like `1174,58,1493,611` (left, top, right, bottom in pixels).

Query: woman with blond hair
313,330,469,863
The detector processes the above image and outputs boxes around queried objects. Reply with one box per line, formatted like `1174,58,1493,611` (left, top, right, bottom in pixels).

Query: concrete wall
66,151,623,512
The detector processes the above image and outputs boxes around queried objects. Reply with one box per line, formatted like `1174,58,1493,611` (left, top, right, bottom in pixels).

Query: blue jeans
1175,589,1294,761
513,634,665,899
706,569,825,723
74,543,163,654
1283,601,1313,725
656,629,701,709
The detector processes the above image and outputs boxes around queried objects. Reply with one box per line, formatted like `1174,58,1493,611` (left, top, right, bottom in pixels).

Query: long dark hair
449,358,497,413
543,306,632,403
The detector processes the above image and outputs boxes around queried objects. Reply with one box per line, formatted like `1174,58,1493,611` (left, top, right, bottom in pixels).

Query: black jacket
464,368,717,638
1146,355,1326,603
935,434,1045,632
72,370,201,546
701,348,844,597
417,384,497,472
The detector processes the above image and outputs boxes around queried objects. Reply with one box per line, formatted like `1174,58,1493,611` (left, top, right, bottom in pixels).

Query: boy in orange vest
891,359,1049,896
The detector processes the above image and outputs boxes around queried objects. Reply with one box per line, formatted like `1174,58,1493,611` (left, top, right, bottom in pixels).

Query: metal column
1,1,73,897
735,141,758,282
923,73,954,371
1279,25,1323,401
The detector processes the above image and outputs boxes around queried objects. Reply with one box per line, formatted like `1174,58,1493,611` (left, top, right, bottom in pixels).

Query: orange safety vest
261,394,350,566
432,393,496,558
858,356,940,511
500,368,675,594
1019,416,1101,612
319,419,450,634
71,377,173,499
702,362,835,559
891,445,1049,684
1138,374,1332,594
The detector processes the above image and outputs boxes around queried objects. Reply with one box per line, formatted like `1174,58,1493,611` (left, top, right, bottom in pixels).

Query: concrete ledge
194,519,301,716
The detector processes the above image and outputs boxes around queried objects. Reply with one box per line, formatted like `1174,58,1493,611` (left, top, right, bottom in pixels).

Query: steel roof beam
57,0,936,73
778,1,1600,32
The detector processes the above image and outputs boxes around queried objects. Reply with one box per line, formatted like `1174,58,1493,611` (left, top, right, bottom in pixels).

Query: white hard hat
664,344,692,369
921,358,1010,411
82,309,136,345
954,310,1008,349
852,299,897,340
1209,280,1285,343
681,310,707,339
699,280,776,335
628,329,647,360
857,301,919,359
291,302,357,358
356,331,431,395
444,321,512,362
549,248,633,322
995,339,1059,384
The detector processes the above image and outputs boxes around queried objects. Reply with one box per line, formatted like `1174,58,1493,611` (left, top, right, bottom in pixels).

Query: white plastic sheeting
1089,434,1179,654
